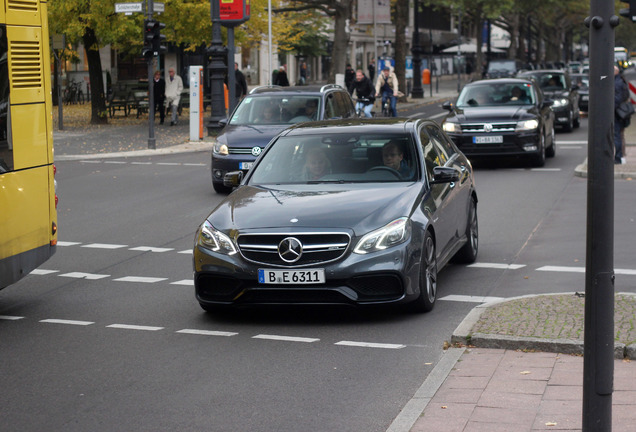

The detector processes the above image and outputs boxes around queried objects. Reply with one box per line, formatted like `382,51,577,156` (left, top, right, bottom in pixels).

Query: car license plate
239,162,254,170
258,269,325,284
473,135,503,144
582,95,589,101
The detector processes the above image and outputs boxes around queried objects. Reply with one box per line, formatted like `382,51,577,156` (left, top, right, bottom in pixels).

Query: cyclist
348,69,375,118
375,66,399,117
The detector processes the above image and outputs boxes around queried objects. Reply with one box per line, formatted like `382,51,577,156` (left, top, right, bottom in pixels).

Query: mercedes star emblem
278,237,303,263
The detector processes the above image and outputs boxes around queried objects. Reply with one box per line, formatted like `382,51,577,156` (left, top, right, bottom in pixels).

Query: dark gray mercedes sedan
193,118,478,313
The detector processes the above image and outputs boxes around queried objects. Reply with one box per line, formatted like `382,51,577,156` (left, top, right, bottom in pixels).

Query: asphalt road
1,104,635,431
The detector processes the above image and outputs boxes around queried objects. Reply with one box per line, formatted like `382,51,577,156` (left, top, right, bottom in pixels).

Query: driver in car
382,140,412,179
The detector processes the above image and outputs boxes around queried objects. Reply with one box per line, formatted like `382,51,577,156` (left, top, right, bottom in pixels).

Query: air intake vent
8,0,38,12
10,40,42,89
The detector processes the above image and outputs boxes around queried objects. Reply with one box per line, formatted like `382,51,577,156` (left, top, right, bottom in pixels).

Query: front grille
460,122,516,133
229,147,261,155
237,232,350,267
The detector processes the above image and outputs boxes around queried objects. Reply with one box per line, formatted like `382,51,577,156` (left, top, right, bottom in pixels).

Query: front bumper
211,153,257,184
193,239,421,308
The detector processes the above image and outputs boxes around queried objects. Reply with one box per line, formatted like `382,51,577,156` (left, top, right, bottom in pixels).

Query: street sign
153,2,164,13
220,0,250,25
115,2,143,14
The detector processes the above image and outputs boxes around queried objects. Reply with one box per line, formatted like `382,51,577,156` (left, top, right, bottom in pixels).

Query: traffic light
142,19,166,59
620,0,636,22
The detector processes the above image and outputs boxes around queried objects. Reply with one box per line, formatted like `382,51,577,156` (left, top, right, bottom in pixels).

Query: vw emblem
483,123,493,133
278,237,303,263
251,146,262,157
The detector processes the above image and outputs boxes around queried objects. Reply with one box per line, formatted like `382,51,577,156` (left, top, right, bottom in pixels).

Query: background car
194,118,478,313
441,78,555,167
211,84,356,193
484,59,524,79
518,70,580,131
570,73,589,113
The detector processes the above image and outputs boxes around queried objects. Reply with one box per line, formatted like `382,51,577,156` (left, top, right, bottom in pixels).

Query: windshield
229,95,321,126
248,132,419,184
456,83,536,107
524,73,567,90
571,74,589,90
487,61,516,73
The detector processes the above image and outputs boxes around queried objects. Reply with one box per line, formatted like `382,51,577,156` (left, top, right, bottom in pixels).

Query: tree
49,0,140,124
275,0,355,82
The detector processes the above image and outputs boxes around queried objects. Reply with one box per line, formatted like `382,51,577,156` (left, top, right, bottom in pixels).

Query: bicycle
355,97,374,118
380,97,391,117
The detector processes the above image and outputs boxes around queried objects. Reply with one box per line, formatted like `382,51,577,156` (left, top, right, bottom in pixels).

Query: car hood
207,183,423,235
217,124,288,147
449,106,536,122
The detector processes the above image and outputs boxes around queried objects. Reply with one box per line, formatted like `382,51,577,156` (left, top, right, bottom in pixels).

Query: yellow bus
0,0,57,290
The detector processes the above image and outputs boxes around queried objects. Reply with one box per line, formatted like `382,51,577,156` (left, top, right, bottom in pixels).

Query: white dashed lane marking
129,246,175,253
537,265,636,275
468,263,526,270
177,329,238,337
253,334,320,343
0,315,24,320
335,341,406,349
113,276,168,283
106,324,164,331
59,272,110,280
439,295,504,303
171,279,194,286
82,243,127,250
40,319,94,326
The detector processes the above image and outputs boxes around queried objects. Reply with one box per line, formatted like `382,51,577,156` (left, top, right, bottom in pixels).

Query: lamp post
205,0,227,135
410,0,423,98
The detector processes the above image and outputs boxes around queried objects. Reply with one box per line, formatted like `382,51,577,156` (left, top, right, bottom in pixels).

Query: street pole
456,7,461,93
205,0,227,134
410,0,423,99
147,0,156,149
227,28,236,114
582,1,618,429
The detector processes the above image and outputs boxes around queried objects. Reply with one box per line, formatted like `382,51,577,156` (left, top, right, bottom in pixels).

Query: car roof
465,78,534,87
281,117,433,136
519,69,566,74
248,84,347,96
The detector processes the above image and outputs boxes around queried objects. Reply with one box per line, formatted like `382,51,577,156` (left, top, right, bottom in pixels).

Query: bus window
0,25,10,173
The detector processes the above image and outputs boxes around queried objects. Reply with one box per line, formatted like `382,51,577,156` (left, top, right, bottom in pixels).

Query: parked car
211,84,356,193
194,118,478,313
517,70,580,131
570,73,589,113
484,59,524,79
441,78,555,166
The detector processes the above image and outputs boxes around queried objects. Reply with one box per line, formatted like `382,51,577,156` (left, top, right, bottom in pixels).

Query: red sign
220,0,250,24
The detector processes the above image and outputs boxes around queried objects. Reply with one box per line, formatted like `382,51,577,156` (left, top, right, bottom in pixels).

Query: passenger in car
507,86,528,103
382,140,412,179
302,147,332,180
255,105,278,123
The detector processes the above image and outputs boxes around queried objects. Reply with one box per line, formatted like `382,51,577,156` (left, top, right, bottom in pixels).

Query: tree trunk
328,0,352,83
82,27,108,125
394,0,408,101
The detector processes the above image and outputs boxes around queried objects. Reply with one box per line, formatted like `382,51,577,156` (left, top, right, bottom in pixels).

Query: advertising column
189,66,204,141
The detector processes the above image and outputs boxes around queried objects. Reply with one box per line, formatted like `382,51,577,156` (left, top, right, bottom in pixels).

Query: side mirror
430,166,459,184
442,100,453,111
223,170,244,188
218,118,229,127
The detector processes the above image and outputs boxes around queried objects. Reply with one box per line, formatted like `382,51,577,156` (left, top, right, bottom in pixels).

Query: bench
107,90,129,117
131,91,149,118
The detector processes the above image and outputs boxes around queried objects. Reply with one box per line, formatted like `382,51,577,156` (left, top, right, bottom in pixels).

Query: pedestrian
349,69,375,118
274,66,289,86
465,60,473,81
375,66,399,117
345,63,356,91
234,62,248,99
152,70,165,125
367,60,376,80
614,65,630,164
299,61,307,85
165,67,183,126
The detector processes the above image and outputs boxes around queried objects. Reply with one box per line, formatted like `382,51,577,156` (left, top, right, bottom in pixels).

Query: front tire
546,127,556,158
410,232,437,313
531,132,546,167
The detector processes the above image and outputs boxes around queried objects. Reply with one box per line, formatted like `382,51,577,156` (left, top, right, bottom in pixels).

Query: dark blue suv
211,84,356,193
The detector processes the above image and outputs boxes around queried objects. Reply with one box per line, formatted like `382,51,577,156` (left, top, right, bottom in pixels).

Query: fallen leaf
520,371,531,375
441,406,447,409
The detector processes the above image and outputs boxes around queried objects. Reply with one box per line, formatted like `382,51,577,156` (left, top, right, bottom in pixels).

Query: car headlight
442,121,461,134
552,98,569,108
213,143,229,155
516,119,539,131
354,217,410,254
197,220,237,255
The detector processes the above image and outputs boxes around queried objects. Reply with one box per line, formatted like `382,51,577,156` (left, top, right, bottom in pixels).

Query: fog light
523,144,538,151
214,170,224,178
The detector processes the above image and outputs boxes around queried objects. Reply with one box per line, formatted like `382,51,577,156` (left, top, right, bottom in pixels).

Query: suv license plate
473,136,503,144
239,162,254,170
258,269,325,284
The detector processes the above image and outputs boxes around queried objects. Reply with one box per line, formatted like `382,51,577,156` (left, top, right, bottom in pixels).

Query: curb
574,157,636,179
451,292,636,360
55,141,215,161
